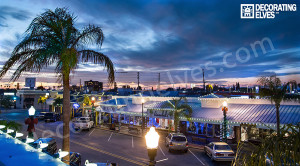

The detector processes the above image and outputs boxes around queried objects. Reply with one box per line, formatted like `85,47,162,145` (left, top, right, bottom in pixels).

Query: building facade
84,80,103,92
96,95,300,143
16,90,49,109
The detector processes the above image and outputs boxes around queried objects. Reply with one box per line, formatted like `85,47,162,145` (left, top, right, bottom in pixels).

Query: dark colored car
44,112,61,122
36,112,47,120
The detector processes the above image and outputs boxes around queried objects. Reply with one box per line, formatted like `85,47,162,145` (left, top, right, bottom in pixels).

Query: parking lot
1,110,232,166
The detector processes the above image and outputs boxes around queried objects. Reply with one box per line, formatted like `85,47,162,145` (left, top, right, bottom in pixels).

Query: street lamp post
145,127,159,166
222,101,228,143
25,106,38,138
91,97,96,126
141,98,145,135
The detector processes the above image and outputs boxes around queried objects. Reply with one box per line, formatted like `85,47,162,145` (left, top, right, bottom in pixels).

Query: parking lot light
28,106,36,116
25,106,38,138
85,160,97,166
6,128,14,134
145,127,159,166
38,141,48,149
37,141,48,152
25,137,35,143
58,149,69,159
15,132,24,138
222,101,228,107
0,125,5,129
222,101,228,142
141,98,145,135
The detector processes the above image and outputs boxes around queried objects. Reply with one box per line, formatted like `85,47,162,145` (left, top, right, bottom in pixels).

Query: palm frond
72,24,104,48
53,97,63,106
9,48,58,81
78,50,115,85
178,103,193,120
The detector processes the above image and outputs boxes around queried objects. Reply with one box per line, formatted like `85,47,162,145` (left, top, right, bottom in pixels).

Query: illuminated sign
73,103,80,109
4,92,14,96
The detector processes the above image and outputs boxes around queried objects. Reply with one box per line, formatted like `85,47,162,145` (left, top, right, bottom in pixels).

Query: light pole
141,98,145,135
25,106,38,138
145,127,159,166
91,97,96,126
222,101,228,142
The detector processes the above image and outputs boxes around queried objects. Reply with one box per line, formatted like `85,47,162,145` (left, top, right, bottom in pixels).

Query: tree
0,96,14,110
163,97,193,133
233,124,300,166
0,8,115,163
37,85,45,91
206,84,213,93
0,120,22,132
257,75,287,135
37,96,47,110
78,95,91,116
53,97,63,113
287,80,297,92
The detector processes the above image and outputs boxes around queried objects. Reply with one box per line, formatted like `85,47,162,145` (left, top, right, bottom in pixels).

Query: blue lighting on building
73,103,80,109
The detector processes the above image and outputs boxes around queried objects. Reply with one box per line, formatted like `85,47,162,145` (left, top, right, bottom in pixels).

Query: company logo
241,4,254,19
241,4,297,19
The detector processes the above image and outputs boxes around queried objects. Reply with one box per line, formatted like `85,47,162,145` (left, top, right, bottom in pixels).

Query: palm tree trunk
275,103,280,135
174,111,179,133
62,73,70,164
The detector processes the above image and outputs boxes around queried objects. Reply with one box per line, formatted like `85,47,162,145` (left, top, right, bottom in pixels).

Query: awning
147,100,300,127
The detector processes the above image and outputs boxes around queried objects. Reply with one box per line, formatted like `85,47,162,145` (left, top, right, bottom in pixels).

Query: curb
97,127,204,150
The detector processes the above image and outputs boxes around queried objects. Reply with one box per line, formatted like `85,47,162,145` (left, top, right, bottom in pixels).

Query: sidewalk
97,124,204,150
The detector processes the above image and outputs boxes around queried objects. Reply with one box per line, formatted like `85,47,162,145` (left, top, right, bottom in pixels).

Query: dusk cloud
0,0,300,88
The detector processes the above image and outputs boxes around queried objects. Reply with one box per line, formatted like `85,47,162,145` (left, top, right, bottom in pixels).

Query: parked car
165,133,188,153
204,142,235,161
36,112,47,120
73,117,94,130
44,112,60,122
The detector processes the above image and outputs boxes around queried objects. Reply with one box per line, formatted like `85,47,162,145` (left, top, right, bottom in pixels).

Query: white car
204,142,235,161
73,117,94,130
165,133,188,153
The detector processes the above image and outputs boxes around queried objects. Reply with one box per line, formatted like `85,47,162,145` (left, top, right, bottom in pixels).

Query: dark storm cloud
83,0,300,83
0,6,31,25
69,0,300,65
1,0,300,86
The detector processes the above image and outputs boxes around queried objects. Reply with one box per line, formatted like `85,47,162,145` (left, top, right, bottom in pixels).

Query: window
207,124,213,136
215,125,221,136
214,145,232,150
171,136,186,142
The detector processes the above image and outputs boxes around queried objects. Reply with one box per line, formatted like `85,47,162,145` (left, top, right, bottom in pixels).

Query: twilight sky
0,0,300,89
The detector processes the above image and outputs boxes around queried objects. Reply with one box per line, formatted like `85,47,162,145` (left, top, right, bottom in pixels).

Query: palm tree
0,120,22,132
0,96,13,110
0,8,115,162
37,96,47,110
53,97,63,113
257,75,287,135
163,97,193,133
78,95,91,116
